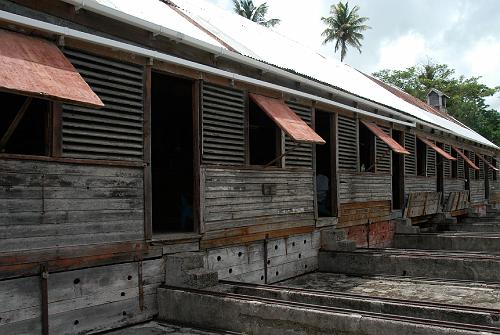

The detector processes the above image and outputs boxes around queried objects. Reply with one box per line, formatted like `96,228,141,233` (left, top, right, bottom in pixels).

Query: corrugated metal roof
0,29,103,107
79,0,497,149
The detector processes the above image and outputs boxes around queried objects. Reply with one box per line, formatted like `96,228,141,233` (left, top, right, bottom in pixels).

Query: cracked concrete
277,272,500,309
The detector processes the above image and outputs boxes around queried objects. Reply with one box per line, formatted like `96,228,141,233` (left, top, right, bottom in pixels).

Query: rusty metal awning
0,29,103,107
360,120,409,154
452,146,479,170
417,136,456,161
477,154,499,171
249,93,325,144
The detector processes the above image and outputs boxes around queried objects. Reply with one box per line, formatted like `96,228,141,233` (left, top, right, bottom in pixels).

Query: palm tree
321,1,371,62
232,0,280,28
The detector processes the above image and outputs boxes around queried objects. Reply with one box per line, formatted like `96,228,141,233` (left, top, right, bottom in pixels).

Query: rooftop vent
427,88,449,113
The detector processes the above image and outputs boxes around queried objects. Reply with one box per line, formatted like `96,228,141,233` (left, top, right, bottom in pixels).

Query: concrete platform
276,272,500,309
319,249,500,282
443,223,500,232
393,232,500,252
103,321,237,334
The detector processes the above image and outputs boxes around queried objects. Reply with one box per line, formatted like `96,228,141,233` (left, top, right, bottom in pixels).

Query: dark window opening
358,121,375,172
249,100,280,166
151,72,194,233
451,150,458,178
315,111,335,217
493,158,497,181
392,130,404,210
474,156,480,180
0,92,50,156
416,138,427,176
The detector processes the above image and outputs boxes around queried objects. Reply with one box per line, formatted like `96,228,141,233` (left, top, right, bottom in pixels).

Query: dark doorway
358,121,375,172
315,110,337,217
392,130,404,210
151,72,194,233
249,100,279,166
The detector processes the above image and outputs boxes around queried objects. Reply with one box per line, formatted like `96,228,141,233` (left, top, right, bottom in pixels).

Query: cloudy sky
208,0,500,111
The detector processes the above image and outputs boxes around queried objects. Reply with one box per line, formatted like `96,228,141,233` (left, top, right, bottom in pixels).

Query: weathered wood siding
201,167,315,247
0,159,144,252
339,172,391,204
405,176,437,194
338,173,391,228
0,259,161,334
470,180,486,204
443,178,465,204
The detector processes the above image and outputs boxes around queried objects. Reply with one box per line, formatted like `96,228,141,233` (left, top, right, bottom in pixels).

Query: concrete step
164,252,219,289
393,232,500,252
319,249,500,282
158,285,495,335
226,282,500,328
443,223,500,232
165,251,205,271
320,229,357,251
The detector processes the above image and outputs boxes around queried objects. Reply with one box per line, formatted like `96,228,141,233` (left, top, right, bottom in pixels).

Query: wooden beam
143,64,153,241
0,97,32,151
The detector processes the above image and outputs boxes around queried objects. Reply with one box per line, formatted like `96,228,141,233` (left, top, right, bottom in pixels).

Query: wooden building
0,0,498,334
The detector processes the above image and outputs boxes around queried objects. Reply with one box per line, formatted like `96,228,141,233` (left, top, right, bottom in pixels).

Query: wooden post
193,80,202,234
40,263,49,335
331,112,339,217
51,102,63,157
143,64,153,241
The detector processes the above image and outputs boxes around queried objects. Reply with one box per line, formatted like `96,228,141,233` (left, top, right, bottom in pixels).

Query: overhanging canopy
452,146,479,170
0,29,103,107
417,136,456,161
249,93,325,144
360,120,409,154
477,154,499,172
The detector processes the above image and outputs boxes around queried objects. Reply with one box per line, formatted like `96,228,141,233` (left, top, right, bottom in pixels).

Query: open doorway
315,110,337,217
151,72,194,233
392,130,404,209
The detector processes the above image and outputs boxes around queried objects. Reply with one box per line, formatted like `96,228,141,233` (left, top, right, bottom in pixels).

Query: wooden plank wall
404,176,437,194
470,180,486,204
201,167,315,248
443,178,465,204
338,173,391,228
206,231,319,284
0,259,162,334
0,159,144,252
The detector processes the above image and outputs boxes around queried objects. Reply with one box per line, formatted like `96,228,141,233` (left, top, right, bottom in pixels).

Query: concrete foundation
393,232,500,252
319,249,500,282
157,286,493,335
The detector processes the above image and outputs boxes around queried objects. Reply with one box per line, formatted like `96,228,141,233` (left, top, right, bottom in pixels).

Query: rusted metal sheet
0,29,103,107
478,154,499,171
249,93,325,144
361,120,409,154
417,136,456,161
452,146,479,170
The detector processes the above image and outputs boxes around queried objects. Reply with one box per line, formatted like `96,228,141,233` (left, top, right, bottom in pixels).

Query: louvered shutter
375,124,391,173
404,133,416,176
457,155,465,179
427,143,436,177
284,102,313,168
62,49,144,161
338,115,357,171
201,83,245,165
443,144,452,178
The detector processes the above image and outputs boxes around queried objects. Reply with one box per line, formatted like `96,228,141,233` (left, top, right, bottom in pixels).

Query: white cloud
464,36,500,88
375,32,427,70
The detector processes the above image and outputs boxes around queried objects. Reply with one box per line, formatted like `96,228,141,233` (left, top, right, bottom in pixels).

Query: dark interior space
493,158,497,181
0,92,49,156
436,142,444,194
392,130,404,210
416,138,427,176
151,72,194,233
358,121,374,172
451,150,458,178
249,100,278,166
315,111,333,217
475,156,480,180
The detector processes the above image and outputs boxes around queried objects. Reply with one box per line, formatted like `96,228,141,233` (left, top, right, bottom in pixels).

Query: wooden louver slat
443,144,452,178
404,133,416,176
284,102,313,168
202,83,245,165
61,49,144,161
375,125,391,173
338,115,357,171
427,144,436,176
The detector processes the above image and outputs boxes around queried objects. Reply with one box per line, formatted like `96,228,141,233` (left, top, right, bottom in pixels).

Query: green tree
232,0,280,28
373,63,500,146
321,1,371,62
